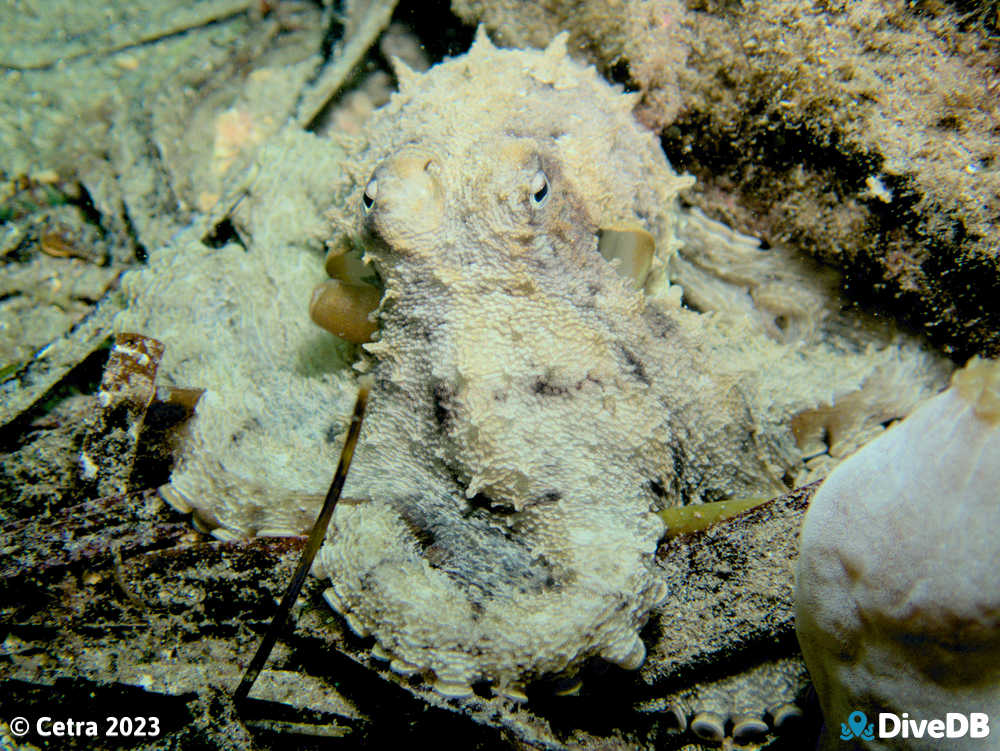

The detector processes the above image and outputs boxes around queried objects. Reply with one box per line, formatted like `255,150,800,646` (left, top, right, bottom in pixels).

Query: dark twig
233,376,372,704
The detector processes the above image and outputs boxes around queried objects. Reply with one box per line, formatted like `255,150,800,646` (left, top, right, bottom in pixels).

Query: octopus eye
530,170,549,206
362,178,378,212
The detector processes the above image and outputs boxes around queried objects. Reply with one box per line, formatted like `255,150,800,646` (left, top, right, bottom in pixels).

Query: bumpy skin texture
110,28,947,718
316,31,799,696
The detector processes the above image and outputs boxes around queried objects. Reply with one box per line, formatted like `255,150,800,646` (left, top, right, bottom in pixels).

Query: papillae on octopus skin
312,137,793,701
107,28,946,746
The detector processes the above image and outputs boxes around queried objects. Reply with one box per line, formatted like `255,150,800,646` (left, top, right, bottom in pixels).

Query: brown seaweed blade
233,376,372,704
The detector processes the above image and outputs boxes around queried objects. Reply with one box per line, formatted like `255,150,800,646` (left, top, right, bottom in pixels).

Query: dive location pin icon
848,710,868,739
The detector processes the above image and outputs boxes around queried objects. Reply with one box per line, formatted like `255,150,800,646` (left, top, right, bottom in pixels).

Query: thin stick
233,376,372,704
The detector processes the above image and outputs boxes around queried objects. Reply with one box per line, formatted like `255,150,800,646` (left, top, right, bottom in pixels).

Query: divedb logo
841,711,875,741
841,710,991,742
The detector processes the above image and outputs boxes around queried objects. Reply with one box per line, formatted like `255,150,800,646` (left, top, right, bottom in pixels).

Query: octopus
118,28,948,748
308,29,803,698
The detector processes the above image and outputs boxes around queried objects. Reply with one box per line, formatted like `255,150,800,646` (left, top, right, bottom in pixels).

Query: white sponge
796,357,1000,750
